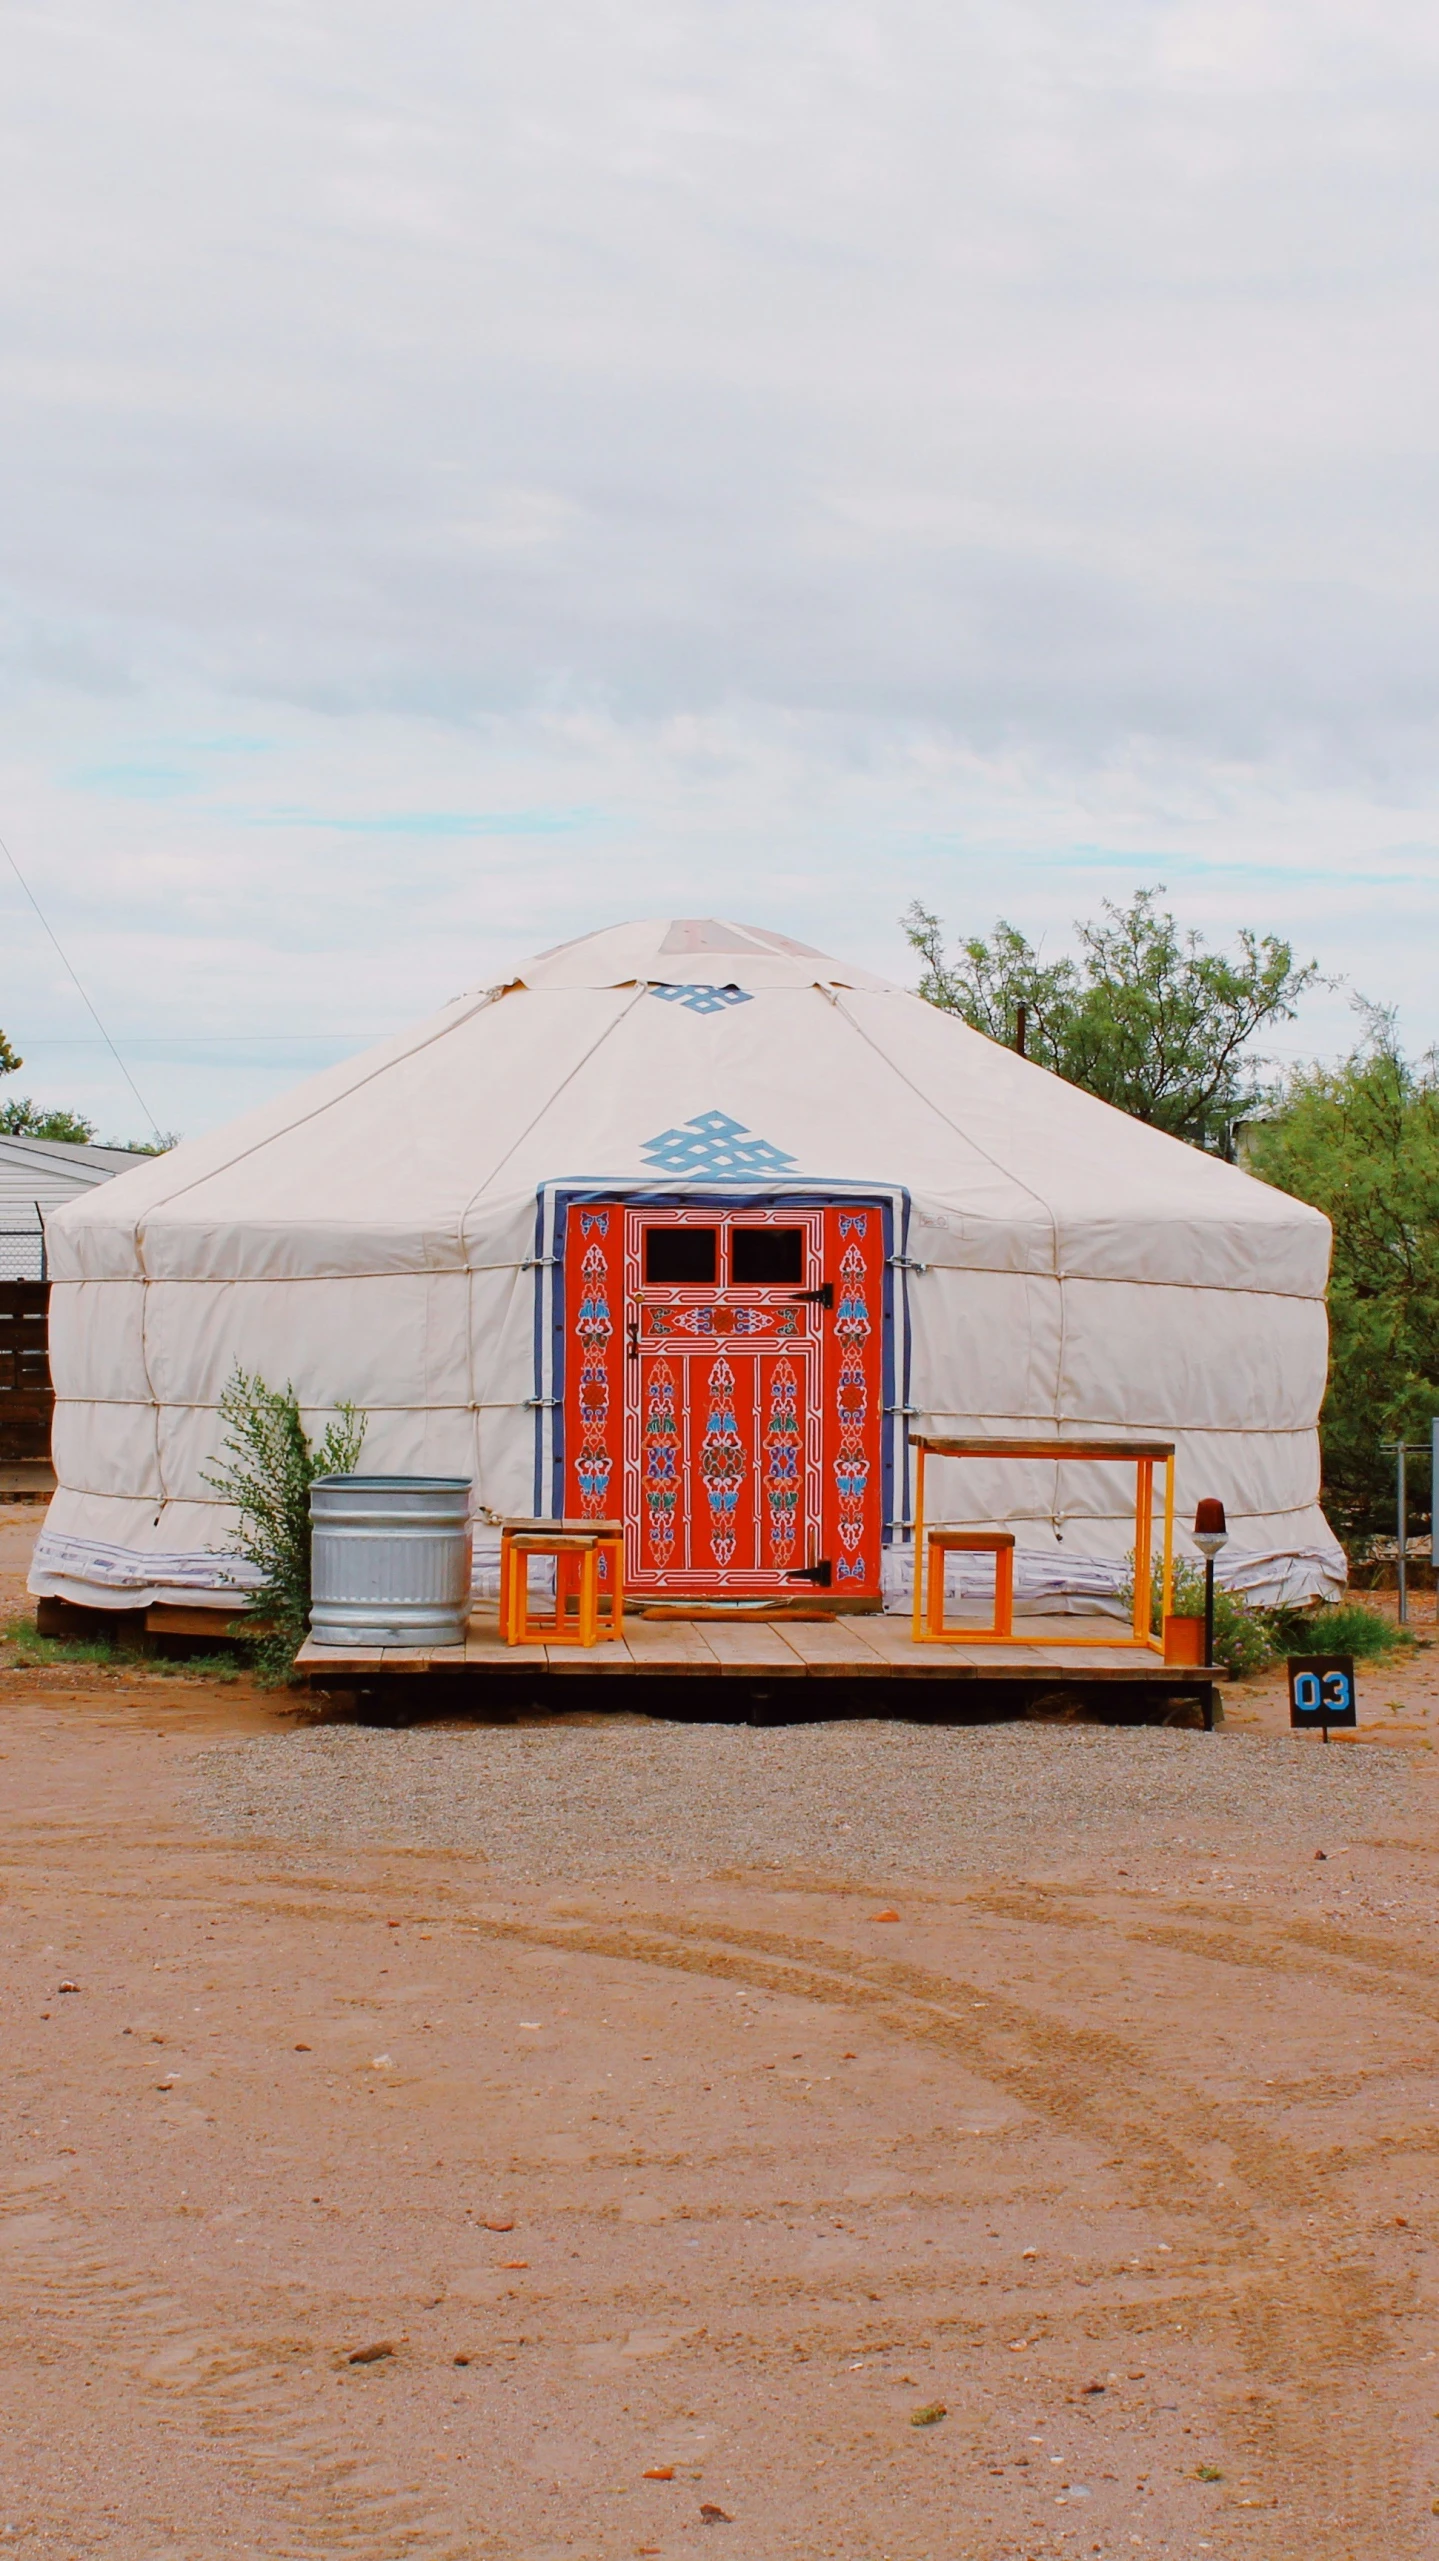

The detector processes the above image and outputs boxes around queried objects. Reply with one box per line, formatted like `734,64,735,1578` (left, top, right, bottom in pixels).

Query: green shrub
202,1368,366,1685
1126,1561,1411,1677
1272,1599,1414,1661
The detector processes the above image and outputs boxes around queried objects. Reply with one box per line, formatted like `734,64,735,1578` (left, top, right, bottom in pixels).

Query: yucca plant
202,1367,366,1684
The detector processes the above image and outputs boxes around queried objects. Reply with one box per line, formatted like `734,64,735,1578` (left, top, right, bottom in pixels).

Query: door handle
789,1282,833,1309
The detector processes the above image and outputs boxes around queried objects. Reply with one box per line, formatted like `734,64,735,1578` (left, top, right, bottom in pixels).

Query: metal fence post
1398,1439,1409,1624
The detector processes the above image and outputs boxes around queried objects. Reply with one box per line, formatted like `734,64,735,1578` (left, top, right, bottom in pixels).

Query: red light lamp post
1192,1499,1228,1670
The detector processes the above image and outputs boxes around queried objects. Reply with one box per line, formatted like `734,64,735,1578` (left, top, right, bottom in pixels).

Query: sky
2,0,1438,1142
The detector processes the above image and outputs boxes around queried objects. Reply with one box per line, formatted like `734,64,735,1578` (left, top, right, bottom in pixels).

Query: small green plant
1273,1599,1414,1662
909,2402,947,2427
1169,1557,1278,1679
201,1368,366,1686
149,1650,243,1684
1194,2461,1224,2481
3,1618,243,1680
1123,1553,1278,1678
1,1614,121,1667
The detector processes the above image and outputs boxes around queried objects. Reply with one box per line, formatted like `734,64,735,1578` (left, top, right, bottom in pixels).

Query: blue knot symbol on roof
649,982,753,1016
640,1111,798,1177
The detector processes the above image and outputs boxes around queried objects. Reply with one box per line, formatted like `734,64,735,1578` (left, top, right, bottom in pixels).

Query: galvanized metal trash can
309,1475,473,1648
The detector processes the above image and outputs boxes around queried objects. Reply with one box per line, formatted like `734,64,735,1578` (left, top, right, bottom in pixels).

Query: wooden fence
0,1280,53,1466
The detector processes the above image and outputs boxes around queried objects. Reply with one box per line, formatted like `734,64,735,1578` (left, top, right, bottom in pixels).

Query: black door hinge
787,1557,834,1587
790,1281,834,1309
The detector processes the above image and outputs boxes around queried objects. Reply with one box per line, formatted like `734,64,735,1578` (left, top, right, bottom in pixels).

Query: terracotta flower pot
1163,1612,1205,1666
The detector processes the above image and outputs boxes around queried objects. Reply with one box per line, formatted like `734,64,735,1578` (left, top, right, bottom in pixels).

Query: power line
16,1031,401,1049
0,832,166,1141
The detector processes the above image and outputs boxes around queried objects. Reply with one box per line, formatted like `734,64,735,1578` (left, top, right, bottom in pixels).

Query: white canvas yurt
30,917,1343,1619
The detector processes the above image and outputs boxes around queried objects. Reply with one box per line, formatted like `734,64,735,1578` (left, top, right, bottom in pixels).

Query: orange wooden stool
498,1518,621,1642
500,1524,624,1647
923,1528,1016,1642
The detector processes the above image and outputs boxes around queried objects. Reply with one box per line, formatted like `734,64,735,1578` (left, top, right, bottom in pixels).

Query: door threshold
633,1597,881,1620
636,1603,836,1622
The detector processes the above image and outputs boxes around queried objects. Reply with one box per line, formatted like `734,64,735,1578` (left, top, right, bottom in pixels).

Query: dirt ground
9,1506,1439,2561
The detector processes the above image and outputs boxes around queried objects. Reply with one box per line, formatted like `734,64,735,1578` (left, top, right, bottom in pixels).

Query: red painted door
561,1202,884,1599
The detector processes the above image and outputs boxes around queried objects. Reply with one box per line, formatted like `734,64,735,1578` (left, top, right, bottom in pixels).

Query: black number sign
1288,1655,1357,1731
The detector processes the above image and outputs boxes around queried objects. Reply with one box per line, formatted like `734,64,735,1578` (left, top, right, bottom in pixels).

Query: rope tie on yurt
124,985,510,1231
453,983,652,1432
452,981,652,1248
829,990,1073,1545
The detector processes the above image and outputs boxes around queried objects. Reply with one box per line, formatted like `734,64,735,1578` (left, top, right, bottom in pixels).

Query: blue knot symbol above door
641,1111,797,1177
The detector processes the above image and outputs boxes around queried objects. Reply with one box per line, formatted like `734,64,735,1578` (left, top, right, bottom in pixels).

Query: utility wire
0,829,165,1142
17,1031,400,1048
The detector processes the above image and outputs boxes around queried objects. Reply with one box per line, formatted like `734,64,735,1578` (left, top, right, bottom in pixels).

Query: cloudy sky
1,0,1437,1139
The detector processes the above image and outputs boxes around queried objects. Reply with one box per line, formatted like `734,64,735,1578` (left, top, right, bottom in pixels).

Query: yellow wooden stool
923,1528,1016,1642
499,1523,624,1647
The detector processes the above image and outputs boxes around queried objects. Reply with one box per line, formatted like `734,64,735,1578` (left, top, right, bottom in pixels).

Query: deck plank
464,1613,547,1670
621,1618,721,1674
767,1617,893,1676
543,1635,637,1675
841,1618,929,1661
829,1615,910,1663
693,1620,807,1676
295,1637,394,1672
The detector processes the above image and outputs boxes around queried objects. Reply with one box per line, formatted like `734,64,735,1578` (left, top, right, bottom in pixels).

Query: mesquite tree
905,888,1317,1155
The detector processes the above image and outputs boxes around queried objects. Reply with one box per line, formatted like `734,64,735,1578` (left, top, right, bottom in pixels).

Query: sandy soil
8,1504,1439,2561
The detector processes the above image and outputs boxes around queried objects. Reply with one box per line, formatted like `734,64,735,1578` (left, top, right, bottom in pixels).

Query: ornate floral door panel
560,1199,884,1597
563,1205,621,1524
633,1341,818,1585
817,1205,885,1597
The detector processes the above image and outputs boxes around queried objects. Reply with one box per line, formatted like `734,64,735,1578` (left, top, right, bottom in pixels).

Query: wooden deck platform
294,1608,1218,1706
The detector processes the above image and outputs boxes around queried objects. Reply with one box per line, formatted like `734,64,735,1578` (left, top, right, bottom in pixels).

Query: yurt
29,917,1343,1620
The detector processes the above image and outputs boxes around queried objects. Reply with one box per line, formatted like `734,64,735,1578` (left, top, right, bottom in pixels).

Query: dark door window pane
731,1227,805,1286
644,1226,718,1284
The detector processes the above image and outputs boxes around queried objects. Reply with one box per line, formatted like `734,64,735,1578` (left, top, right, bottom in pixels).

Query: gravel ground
194,1716,1417,1879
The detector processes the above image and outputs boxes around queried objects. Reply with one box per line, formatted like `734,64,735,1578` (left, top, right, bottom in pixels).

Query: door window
644,1226,718,1285
730,1226,805,1286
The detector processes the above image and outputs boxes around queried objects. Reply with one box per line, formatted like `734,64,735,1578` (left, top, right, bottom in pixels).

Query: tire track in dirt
0,2209,477,2560
5,1817,1434,2553
444,1898,1425,2555
968,1876,1439,2010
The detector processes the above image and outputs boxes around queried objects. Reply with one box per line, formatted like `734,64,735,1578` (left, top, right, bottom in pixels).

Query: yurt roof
512,915,895,992
47,916,1330,1296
